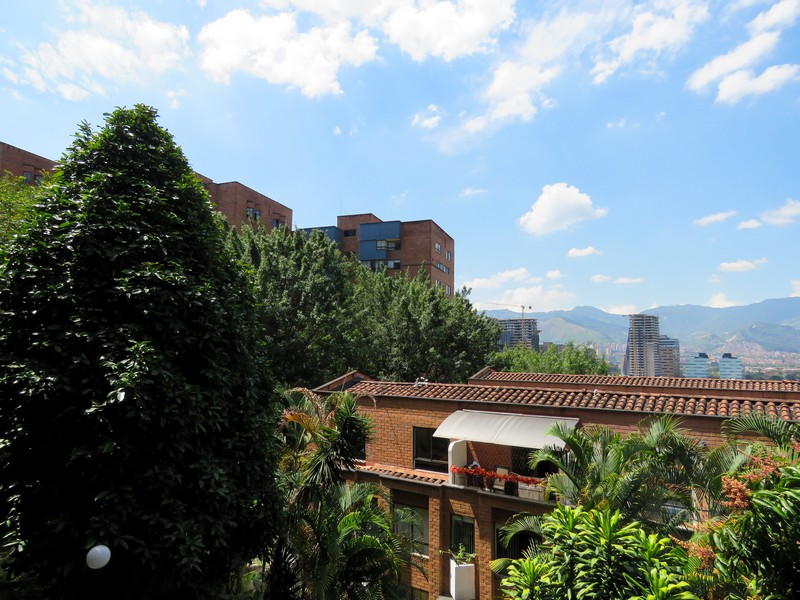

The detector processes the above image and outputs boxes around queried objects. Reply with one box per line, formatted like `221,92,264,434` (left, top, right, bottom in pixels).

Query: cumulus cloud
384,0,515,62
198,10,378,97
518,183,607,235
546,270,565,280
737,218,762,229
792,279,800,297
761,198,800,225
461,187,487,197
687,31,781,92
604,304,638,314
591,274,611,283
716,63,800,103
463,268,535,290
333,125,342,136
707,292,739,307
614,276,644,284
719,258,768,272
592,0,710,84
411,104,443,129
166,89,184,109
693,210,737,226
606,118,627,128
10,0,189,99
568,246,601,258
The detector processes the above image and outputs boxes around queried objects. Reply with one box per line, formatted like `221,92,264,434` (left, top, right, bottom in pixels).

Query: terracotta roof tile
348,379,800,421
356,463,447,485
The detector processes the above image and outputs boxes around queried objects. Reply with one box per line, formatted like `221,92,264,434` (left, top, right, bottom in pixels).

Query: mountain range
483,297,800,360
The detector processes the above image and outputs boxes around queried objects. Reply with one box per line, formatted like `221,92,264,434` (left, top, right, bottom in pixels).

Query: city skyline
1,0,799,314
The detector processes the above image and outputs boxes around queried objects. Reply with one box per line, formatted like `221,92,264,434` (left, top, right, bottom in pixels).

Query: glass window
413,427,448,472
435,242,441,253
388,260,401,269
395,504,429,556
446,249,452,261
246,207,255,218
450,515,475,554
22,171,33,184
397,586,429,600
495,524,536,560
343,229,357,237
512,446,558,478
446,285,451,296
254,209,261,219
377,239,401,250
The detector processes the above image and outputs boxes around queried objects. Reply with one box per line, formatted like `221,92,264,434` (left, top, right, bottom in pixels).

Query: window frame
450,514,475,554
412,427,449,473
394,504,430,557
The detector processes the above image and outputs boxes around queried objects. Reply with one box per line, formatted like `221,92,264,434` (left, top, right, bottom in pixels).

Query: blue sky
2,0,799,314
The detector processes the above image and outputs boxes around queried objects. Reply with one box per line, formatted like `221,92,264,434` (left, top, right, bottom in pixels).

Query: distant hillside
483,297,800,355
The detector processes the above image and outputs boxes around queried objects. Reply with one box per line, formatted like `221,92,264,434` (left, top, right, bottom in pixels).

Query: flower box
518,483,545,501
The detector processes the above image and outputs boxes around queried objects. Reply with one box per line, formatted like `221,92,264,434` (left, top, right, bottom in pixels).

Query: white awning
433,410,578,450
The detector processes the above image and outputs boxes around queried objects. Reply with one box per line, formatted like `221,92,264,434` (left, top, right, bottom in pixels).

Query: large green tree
0,172,41,247
0,106,280,598
491,342,609,375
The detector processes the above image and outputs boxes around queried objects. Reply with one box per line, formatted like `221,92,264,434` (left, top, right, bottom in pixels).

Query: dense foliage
0,106,281,598
0,173,40,246
495,505,697,600
226,225,500,386
491,342,609,375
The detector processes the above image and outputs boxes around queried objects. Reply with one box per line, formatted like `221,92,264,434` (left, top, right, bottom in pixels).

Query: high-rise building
307,213,455,295
496,318,540,350
623,314,661,376
685,352,710,378
719,353,744,379
658,336,681,377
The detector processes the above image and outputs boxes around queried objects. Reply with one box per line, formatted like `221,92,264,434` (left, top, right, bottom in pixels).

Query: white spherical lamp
86,544,111,569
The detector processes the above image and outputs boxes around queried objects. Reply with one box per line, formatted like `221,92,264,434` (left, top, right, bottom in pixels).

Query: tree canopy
0,105,281,598
490,342,609,375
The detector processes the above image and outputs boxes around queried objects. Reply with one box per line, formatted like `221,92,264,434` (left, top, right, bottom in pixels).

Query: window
22,171,33,184
450,515,475,554
413,427,448,472
495,524,536,560
397,586,429,600
446,249,452,261
254,209,261,220
395,504,429,556
512,446,558,478
445,285,451,296
377,239,400,250
435,262,449,274
246,207,255,219
387,259,401,269
435,242,441,253
343,229,357,237
272,219,282,228
435,280,441,288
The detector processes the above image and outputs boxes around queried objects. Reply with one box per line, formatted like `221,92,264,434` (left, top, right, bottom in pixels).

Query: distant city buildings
659,335,681,377
623,314,661,376
685,353,710,378
306,213,455,295
719,353,744,379
496,318,540,350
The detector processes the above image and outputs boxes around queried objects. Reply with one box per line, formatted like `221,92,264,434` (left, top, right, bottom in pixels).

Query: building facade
719,353,744,379
307,213,455,295
316,368,800,600
0,141,55,183
1,141,291,231
659,336,681,377
685,352,710,378
623,314,661,376
495,318,540,350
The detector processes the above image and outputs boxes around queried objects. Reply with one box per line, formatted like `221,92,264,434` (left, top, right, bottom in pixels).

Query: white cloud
748,0,800,34
693,210,737,226
604,303,637,314
606,118,627,128
762,198,800,224
593,0,710,84
411,104,443,129
719,258,768,272
463,268,534,291
11,0,189,99
518,183,608,235
716,63,800,103
737,218,762,229
383,0,515,62
791,279,800,297
198,10,378,98
333,125,342,136
707,292,739,307
546,270,565,280
687,31,781,92
166,89,184,109
461,187,487,197
614,276,644,284
568,246,601,258
591,274,611,283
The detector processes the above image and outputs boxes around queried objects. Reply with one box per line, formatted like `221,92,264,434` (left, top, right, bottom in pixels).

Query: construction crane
485,302,534,348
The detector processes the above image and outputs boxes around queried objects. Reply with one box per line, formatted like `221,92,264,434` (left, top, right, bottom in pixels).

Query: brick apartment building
315,369,800,600
306,213,455,296
1,141,291,231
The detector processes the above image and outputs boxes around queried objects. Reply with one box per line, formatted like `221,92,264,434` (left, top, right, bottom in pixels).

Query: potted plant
442,544,476,600
450,464,467,486
517,476,546,501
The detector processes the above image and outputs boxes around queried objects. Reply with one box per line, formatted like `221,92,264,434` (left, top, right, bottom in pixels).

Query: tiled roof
472,369,800,394
348,380,800,421
355,463,447,485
